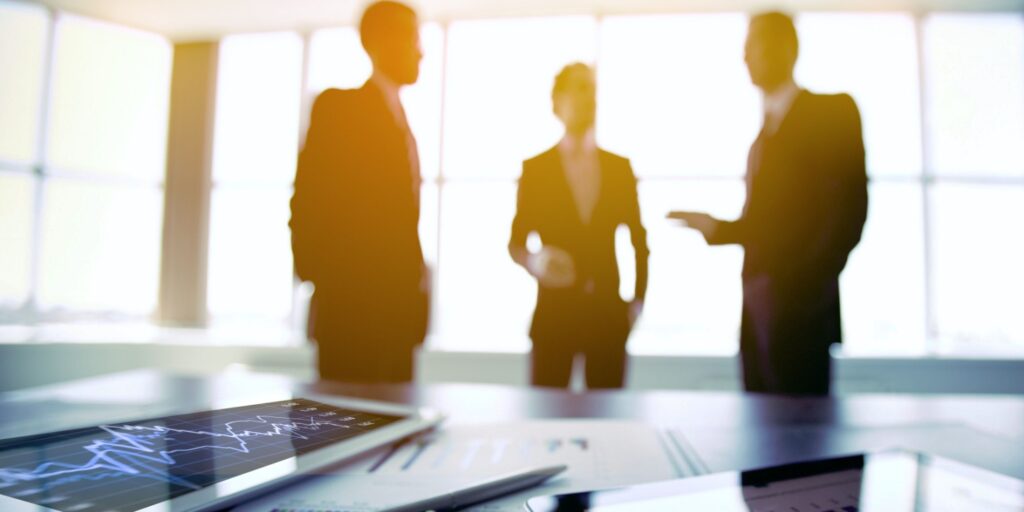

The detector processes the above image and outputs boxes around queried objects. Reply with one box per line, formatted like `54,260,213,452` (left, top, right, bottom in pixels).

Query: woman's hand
527,246,576,289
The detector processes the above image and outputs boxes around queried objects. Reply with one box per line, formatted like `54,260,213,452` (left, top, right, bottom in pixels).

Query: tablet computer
527,450,1024,511
0,395,442,512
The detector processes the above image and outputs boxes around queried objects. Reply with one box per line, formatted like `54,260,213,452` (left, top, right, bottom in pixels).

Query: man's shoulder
313,87,362,109
803,90,860,118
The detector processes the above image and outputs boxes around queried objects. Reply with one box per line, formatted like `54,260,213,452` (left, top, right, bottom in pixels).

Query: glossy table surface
2,369,1023,479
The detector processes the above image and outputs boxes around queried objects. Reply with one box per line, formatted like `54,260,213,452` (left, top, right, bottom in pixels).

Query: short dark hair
749,11,799,57
359,1,416,51
552,62,594,98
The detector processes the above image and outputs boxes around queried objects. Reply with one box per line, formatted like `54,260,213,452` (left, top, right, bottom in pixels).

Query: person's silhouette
669,12,868,395
510,63,649,389
290,0,429,382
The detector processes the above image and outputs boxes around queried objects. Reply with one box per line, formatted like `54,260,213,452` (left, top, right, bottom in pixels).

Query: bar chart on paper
234,420,685,512
366,424,608,477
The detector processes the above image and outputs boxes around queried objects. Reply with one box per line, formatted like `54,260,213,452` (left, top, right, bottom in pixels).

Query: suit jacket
708,90,868,349
510,146,649,342
290,81,427,346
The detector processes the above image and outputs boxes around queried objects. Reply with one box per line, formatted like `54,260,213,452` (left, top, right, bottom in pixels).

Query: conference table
1,368,1023,508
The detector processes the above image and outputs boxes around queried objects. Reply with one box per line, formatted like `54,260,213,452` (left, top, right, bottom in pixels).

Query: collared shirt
370,70,404,126
558,130,601,225
762,80,800,136
370,70,421,200
744,82,800,219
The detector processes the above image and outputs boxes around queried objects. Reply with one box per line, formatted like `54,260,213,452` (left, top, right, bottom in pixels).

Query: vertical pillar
158,42,218,327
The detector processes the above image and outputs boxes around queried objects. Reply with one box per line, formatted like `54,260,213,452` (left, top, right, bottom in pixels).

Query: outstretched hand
667,210,720,239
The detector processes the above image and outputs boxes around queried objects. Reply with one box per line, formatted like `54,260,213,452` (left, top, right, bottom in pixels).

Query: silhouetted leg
583,307,629,389
740,306,768,393
766,289,833,395
743,276,839,395
772,330,831,395
740,278,777,393
317,340,367,382
311,289,423,383
583,340,626,389
377,342,415,383
317,337,415,383
531,339,574,388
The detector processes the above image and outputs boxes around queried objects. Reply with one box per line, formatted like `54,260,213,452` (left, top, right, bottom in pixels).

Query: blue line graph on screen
0,412,358,490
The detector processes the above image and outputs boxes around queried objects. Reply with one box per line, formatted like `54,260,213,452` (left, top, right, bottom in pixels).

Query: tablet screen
0,398,404,512
527,451,1024,511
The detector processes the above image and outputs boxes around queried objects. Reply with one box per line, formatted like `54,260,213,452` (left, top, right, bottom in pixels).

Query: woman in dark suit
509,63,649,389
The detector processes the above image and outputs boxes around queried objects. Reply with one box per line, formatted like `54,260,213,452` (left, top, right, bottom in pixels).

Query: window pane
0,1,47,164
207,187,294,320
797,13,922,177
840,183,927,356
435,182,533,351
931,184,1024,349
420,182,439,268
630,180,745,356
402,23,444,180
213,32,303,186
307,27,371,92
598,14,759,178
0,173,33,306
37,180,162,313
46,15,171,180
924,14,1024,177
443,17,597,180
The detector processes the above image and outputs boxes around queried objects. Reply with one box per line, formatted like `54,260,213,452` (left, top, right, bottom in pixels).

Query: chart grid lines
0,398,402,512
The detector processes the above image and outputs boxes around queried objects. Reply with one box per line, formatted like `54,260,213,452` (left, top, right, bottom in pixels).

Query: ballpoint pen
381,464,569,512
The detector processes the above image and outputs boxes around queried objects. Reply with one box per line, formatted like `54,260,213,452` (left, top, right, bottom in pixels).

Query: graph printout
0,398,403,512
235,420,683,512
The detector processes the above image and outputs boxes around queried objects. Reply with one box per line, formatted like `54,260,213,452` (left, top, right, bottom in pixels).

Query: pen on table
380,464,568,512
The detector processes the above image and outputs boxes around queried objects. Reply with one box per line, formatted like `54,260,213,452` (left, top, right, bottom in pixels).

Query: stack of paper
233,420,689,512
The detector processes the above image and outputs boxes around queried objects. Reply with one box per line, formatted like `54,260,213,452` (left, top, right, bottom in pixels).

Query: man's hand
667,210,720,239
420,264,432,294
628,299,644,328
527,246,576,289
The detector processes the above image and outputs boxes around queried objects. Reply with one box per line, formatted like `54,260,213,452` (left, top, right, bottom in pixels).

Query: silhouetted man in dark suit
290,1,428,383
510,63,649,389
670,12,868,395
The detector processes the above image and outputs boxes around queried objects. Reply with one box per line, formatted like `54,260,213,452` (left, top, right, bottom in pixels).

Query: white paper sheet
232,420,683,512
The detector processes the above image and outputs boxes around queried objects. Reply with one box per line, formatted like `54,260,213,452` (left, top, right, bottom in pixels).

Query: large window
3,5,1022,357
439,17,598,351
208,32,303,332
0,2,171,324
795,13,928,355
202,11,1024,356
924,14,1024,352
0,1,47,315
597,14,755,355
